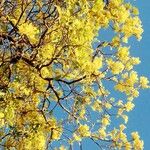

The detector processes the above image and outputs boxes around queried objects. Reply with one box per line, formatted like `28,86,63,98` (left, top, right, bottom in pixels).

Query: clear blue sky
80,1,150,149
127,0,150,149
52,1,150,149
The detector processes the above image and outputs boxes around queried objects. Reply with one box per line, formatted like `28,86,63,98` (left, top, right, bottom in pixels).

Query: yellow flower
92,100,102,112
132,7,139,15
0,91,5,96
79,108,86,118
19,22,39,43
125,142,132,150
125,102,135,112
119,124,126,131
132,132,144,150
111,36,120,47
133,139,144,150
131,57,141,65
117,46,129,62
131,132,140,140
126,71,138,86
105,102,112,109
0,112,4,119
52,128,62,140
73,133,81,142
111,61,124,74
77,124,90,137
101,115,110,126
98,127,106,139
119,132,127,142
140,76,149,88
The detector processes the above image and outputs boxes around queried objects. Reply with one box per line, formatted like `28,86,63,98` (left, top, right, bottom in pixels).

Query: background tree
0,0,149,149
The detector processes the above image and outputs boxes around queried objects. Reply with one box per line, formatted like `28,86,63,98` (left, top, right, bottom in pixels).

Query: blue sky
80,1,150,149
51,1,150,149
127,0,150,149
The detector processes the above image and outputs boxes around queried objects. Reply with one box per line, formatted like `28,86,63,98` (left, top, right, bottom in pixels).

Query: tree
0,0,149,149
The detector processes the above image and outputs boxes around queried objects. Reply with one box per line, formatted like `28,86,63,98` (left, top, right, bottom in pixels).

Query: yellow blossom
107,60,124,74
98,127,106,139
19,22,39,43
101,115,110,126
125,101,135,112
0,112,4,119
140,76,149,88
77,124,91,137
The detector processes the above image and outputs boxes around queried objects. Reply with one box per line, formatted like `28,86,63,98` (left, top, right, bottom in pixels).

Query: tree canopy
0,0,149,149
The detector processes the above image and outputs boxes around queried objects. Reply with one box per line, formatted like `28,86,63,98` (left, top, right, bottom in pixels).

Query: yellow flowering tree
0,0,148,149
